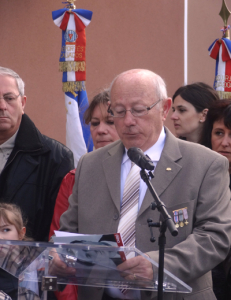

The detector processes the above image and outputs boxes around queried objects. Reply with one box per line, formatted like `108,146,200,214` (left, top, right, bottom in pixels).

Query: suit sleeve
147,155,231,283
59,154,86,233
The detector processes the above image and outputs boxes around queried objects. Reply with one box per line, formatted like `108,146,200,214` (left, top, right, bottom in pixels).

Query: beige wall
0,0,226,145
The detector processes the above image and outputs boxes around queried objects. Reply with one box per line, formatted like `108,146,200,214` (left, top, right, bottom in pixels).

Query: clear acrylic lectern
0,240,192,300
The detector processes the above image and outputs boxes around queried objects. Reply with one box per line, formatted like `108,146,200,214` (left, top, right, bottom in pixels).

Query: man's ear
162,98,172,121
21,95,27,114
200,108,208,123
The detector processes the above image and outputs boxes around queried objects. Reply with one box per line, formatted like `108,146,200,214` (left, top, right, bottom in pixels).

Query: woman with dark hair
84,89,120,149
171,82,219,142
200,99,231,173
200,99,231,300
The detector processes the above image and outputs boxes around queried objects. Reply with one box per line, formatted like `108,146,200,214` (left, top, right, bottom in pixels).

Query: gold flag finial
66,0,76,12
219,0,231,38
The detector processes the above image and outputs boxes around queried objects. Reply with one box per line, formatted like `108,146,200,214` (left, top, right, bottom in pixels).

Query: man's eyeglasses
107,99,162,118
0,94,21,102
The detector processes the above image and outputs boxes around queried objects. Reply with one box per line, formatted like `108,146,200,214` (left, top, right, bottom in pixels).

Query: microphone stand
140,169,178,300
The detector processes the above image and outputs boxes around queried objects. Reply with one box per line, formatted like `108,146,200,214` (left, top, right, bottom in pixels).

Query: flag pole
184,0,188,85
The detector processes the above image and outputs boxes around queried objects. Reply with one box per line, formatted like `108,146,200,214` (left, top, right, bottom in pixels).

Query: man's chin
0,125,11,131
123,141,143,151
0,123,16,135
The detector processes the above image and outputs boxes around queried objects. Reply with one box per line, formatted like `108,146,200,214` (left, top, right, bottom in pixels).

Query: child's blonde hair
0,203,31,241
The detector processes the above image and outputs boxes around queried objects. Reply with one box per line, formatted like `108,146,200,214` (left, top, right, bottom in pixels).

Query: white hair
0,67,25,96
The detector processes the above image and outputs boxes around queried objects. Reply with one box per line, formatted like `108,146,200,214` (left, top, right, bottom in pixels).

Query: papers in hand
53,231,126,262
53,231,123,245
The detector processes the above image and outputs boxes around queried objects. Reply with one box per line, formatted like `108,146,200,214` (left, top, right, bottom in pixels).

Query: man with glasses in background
0,66,74,243
58,69,231,300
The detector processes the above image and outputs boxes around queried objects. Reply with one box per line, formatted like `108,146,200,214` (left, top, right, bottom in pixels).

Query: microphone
127,147,154,171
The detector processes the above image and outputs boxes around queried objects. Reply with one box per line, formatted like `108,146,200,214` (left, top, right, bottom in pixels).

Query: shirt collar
0,130,18,150
122,127,166,164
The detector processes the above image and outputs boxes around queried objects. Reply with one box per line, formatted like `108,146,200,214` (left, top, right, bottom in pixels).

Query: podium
0,240,192,300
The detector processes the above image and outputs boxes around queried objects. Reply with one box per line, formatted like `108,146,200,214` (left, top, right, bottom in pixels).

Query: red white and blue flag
208,38,231,95
52,7,93,166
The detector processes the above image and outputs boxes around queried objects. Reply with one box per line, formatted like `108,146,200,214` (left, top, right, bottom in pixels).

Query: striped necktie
118,162,140,254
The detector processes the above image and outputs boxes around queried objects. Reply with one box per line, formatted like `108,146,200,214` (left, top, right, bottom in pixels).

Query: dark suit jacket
60,128,231,300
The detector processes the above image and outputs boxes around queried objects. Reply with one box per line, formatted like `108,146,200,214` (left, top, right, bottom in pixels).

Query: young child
0,203,27,241
0,203,38,300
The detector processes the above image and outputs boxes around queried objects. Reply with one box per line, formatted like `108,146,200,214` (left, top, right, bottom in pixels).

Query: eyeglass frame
107,98,162,118
0,94,21,102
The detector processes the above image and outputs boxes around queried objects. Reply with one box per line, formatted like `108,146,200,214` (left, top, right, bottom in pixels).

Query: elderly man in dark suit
0,66,74,242
58,69,231,300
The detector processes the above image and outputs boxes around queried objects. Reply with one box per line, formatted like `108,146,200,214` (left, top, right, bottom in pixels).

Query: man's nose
0,98,7,110
123,110,136,126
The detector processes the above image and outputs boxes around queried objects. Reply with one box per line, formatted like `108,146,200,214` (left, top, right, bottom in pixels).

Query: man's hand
117,255,153,281
49,249,76,277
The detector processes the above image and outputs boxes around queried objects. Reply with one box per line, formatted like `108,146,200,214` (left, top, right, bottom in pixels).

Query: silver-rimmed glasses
0,94,21,102
107,98,162,118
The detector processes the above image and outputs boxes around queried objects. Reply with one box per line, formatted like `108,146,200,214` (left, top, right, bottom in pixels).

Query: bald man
58,69,231,300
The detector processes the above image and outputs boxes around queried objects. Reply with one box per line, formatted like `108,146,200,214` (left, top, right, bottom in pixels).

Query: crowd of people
0,66,231,300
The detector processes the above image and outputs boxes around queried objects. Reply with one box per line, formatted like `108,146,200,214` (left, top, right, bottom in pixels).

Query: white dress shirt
120,127,166,209
106,127,166,299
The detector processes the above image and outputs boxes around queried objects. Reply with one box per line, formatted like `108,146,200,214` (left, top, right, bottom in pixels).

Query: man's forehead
0,74,15,81
110,82,155,104
0,75,18,90
111,89,153,100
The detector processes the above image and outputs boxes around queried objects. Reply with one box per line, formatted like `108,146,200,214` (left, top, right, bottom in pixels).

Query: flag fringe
59,61,86,72
217,91,231,99
63,81,86,94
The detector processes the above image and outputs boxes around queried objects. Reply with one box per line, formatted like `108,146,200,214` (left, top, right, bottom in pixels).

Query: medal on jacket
173,210,179,228
178,209,184,227
183,207,189,225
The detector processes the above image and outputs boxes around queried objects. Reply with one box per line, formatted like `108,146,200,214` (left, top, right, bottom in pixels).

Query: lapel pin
166,167,172,171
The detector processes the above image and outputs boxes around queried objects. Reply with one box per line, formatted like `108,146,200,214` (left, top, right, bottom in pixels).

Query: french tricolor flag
208,38,231,93
52,8,93,166
52,8,92,82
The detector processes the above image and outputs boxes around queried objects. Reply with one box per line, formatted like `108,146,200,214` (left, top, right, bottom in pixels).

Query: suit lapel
101,131,183,217
102,141,124,213
139,129,182,217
